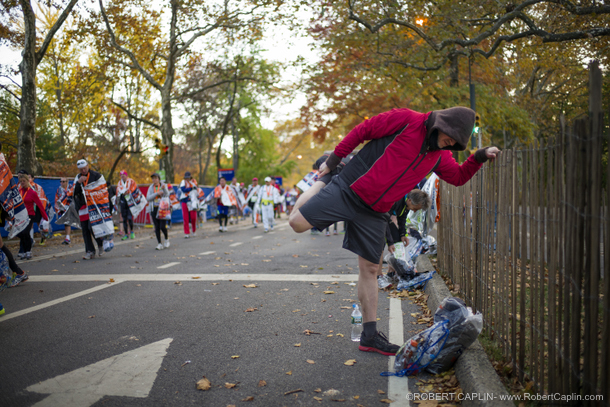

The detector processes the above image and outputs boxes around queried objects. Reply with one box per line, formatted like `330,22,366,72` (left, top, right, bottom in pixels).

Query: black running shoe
359,331,400,356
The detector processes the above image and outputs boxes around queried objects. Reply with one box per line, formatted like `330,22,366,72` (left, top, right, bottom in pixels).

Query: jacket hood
425,107,475,151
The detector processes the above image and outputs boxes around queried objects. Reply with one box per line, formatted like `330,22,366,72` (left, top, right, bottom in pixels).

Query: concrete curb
416,255,513,407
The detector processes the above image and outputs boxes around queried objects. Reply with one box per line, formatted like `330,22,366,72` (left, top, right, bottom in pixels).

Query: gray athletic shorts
299,176,389,263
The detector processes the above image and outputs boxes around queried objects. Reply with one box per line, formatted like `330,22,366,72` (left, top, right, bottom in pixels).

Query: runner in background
246,177,261,228
257,177,280,233
179,172,198,238
116,170,137,240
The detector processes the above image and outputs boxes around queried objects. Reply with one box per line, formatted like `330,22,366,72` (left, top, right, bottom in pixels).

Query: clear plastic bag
396,270,435,291
426,298,483,374
384,251,415,280
390,297,483,376
392,319,450,376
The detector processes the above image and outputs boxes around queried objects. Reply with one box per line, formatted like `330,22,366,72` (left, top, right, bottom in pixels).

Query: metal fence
436,62,608,404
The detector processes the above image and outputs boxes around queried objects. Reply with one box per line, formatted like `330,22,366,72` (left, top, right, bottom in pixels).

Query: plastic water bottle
351,304,363,342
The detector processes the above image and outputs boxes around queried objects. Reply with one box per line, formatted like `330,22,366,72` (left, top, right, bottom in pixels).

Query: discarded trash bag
384,251,415,280
426,297,483,374
390,297,483,376
390,318,450,376
396,270,435,291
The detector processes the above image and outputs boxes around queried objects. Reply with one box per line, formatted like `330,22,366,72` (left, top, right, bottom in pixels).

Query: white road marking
199,251,215,256
29,274,359,282
251,236,262,240
229,242,243,247
0,283,120,323
388,297,409,406
157,262,180,269
28,338,173,407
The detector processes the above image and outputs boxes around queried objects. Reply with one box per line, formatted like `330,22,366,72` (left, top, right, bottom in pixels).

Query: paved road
0,220,425,406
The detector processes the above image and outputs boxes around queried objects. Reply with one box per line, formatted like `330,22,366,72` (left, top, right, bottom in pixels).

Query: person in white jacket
256,177,280,232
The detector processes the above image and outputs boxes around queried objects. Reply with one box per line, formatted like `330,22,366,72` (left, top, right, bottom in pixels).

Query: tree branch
348,0,610,59
35,0,79,64
111,99,162,131
0,84,21,102
99,0,162,91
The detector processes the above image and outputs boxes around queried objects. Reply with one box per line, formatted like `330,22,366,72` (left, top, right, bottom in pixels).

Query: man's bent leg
289,181,327,233
292,181,326,213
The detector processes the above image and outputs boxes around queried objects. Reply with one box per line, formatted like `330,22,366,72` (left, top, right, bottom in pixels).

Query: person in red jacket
289,106,499,356
17,173,48,262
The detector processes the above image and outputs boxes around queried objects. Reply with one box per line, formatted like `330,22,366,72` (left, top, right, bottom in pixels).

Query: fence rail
436,61,609,404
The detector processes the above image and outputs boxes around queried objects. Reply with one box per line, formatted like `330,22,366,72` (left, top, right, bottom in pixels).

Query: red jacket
19,187,49,220
335,108,482,213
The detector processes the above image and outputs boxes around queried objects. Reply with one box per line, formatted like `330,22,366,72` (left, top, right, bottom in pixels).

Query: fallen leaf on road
243,284,257,288
286,371,292,375
88,315,95,319
196,376,211,391
294,343,301,347
314,388,322,393
242,396,254,401
314,396,322,401
306,360,315,364
323,389,340,396
245,308,257,312
231,355,240,359
377,390,386,394
337,333,344,337
303,329,320,335
284,389,303,395
344,359,356,366
209,242,214,244
262,259,271,262
292,309,301,312
300,265,308,268
353,395,360,399
192,276,201,279
292,254,299,257
331,398,346,402
174,281,182,285
258,380,266,387
324,291,335,294
380,399,394,404
225,382,237,389
340,306,351,309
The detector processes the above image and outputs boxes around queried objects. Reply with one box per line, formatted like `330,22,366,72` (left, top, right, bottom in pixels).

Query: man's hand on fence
474,146,501,163
486,147,500,161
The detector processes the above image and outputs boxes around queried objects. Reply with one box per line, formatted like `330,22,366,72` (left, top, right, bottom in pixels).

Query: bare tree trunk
197,127,203,183
203,129,213,184
449,52,459,88
159,90,175,182
17,0,41,174
17,0,78,174
53,58,67,148
231,114,239,172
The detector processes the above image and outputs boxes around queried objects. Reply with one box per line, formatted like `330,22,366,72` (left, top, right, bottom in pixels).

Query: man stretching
289,106,499,355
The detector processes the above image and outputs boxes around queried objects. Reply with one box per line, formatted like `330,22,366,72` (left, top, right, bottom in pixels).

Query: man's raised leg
288,181,326,233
